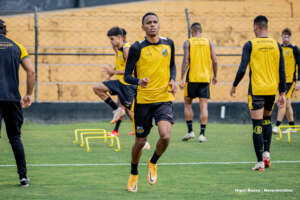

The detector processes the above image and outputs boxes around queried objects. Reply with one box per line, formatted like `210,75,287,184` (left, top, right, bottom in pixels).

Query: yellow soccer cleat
127,174,138,192
147,160,157,185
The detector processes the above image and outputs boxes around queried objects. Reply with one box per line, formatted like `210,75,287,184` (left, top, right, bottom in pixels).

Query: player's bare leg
148,120,171,185
93,83,124,124
182,97,194,141
198,98,208,142
127,137,147,192
273,102,286,134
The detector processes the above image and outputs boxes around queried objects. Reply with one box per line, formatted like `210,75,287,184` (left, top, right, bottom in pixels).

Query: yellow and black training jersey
0,34,29,102
281,44,300,83
233,37,286,95
187,37,212,83
115,43,130,85
124,37,176,104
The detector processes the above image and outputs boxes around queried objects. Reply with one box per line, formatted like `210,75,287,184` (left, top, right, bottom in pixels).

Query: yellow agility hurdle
80,131,110,147
73,129,107,144
276,125,300,143
85,134,120,152
286,128,300,144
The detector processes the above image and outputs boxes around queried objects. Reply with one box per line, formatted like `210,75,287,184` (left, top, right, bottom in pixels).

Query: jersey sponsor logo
254,126,262,134
162,49,168,57
136,126,144,134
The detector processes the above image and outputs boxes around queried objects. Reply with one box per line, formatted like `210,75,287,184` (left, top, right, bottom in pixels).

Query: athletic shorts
286,82,295,99
248,95,275,111
103,80,136,109
184,82,210,99
134,102,174,138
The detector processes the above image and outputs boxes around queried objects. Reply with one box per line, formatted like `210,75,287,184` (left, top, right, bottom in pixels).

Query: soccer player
272,28,300,134
93,27,135,135
230,15,286,171
0,19,35,186
179,22,218,142
124,12,176,192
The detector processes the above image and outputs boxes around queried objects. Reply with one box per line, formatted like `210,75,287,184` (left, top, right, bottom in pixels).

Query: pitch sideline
0,160,300,167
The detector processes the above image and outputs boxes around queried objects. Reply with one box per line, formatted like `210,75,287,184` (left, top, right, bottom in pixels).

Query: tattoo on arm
210,41,218,77
181,40,190,80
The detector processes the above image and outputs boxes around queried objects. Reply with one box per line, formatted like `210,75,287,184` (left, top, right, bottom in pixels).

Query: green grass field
0,121,299,200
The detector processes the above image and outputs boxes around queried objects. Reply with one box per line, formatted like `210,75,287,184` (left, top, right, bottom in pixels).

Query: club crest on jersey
162,49,168,57
285,50,290,55
136,126,144,134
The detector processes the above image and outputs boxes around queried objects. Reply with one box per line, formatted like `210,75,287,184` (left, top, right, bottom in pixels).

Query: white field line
0,161,300,167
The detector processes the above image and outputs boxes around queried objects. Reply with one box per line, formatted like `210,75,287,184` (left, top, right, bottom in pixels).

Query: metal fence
1,2,299,102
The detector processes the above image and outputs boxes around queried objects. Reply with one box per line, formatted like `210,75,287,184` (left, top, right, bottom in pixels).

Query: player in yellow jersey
179,22,218,143
231,16,286,171
124,12,176,192
93,27,135,135
272,28,300,134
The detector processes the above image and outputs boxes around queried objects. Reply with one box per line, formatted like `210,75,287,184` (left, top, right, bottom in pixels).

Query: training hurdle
85,134,120,152
286,128,300,144
276,125,300,143
73,129,107,144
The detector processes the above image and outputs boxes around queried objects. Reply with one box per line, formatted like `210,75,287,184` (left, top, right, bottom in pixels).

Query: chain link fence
1,0,299,102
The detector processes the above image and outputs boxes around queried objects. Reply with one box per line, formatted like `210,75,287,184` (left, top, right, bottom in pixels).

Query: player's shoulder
130,41,142,51
160,36,174,46
243,40,252,48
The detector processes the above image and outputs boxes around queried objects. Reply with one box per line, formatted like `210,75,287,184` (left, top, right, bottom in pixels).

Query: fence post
34,6,39,102
290,1,293,18
185,8,191,38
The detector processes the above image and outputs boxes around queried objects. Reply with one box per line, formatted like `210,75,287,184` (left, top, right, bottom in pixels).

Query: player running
93,27,135,135
124,12,176,192
272,28,300,134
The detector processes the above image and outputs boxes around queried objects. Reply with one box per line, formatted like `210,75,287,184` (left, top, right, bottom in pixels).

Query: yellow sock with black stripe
263,116,272,152
252,119,263,162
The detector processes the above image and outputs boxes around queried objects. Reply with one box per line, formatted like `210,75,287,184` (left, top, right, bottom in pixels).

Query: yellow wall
2,0,300,101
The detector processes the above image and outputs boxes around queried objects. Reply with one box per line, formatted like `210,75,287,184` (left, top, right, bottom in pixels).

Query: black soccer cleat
20,177,30,187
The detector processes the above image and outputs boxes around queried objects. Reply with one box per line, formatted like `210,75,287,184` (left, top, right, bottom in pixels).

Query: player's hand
105,74,113,81
230,86,236,97
168,79,177,94
295,80,300,90
21,95,32,108
103,67,115,76
212,76,217,85
179,80,185,90
277,93,286,108
138,78,150,88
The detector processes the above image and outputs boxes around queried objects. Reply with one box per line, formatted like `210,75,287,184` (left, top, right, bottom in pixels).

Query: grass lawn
0,121,299,200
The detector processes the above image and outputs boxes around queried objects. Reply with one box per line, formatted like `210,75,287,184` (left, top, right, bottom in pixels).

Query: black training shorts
134,102,174,138
184,82,210,99
103,80,136,109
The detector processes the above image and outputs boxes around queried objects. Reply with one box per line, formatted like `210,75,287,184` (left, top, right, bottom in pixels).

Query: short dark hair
0,19,7,35
282,28,292,36
191,22,202,33
107,26,122,37
121,28,127,36
142,12,158,24
254,15,268,29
